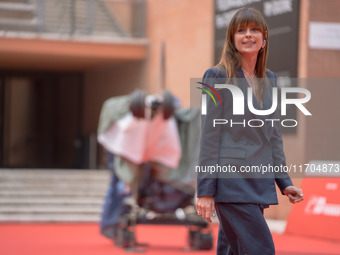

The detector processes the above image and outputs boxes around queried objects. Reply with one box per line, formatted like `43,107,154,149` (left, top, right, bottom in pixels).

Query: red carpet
1,224,340,255
273,233,340,255
0,224,218,255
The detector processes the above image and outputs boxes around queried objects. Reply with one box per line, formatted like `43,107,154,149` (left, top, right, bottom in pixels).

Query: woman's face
233,23,265,57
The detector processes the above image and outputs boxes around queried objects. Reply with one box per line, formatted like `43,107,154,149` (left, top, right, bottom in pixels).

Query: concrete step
0,169,110,178
0,206,102,214
0,17,37,31
0,183,108,190
0,2,35,11
0,197,104,205
0,2,35,21
0,0,27,3
0,214,100,222
0,169,111,222
0,190,107,197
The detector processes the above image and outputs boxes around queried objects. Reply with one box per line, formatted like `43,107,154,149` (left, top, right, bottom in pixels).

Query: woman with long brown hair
196,7,303,255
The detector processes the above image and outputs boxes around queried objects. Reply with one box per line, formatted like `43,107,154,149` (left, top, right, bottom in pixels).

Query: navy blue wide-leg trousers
215,203,275,255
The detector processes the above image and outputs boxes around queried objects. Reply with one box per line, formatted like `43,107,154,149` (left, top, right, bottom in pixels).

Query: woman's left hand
283,186,304,204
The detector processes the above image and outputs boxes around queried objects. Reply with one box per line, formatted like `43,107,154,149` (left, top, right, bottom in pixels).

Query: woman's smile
242,40,256,46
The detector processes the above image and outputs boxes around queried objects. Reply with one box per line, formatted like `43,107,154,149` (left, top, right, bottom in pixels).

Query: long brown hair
216,7,269,106
217,7,269,79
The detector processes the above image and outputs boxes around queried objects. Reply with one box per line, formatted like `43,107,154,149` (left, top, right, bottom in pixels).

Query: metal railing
0,0,146,38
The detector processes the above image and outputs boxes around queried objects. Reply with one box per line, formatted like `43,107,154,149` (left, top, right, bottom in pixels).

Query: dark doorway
0,71,83,169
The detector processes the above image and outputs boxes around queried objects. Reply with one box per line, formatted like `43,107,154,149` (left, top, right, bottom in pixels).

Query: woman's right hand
196,196,216,223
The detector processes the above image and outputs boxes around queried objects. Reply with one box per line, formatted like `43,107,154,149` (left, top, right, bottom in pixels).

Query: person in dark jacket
196,7,304,255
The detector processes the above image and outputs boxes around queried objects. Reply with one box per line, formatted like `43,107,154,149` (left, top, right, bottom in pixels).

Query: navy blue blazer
197,67,293,205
